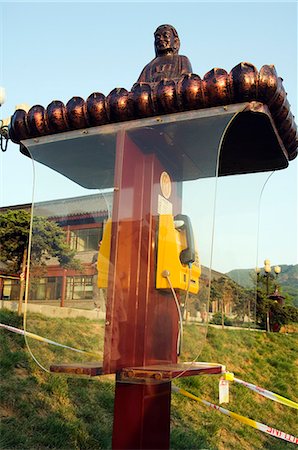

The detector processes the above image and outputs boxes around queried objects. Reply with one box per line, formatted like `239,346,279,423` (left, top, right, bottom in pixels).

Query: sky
0,1,297,273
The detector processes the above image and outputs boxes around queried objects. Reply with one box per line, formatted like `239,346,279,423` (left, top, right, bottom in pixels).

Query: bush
210,312,232,326
269,303,298,332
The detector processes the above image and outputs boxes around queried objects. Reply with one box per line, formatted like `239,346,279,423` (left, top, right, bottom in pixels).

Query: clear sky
0,1,297,273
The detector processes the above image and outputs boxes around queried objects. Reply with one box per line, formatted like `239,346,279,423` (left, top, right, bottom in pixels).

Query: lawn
0,309,297,449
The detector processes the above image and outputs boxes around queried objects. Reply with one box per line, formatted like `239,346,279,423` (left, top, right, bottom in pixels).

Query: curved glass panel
210,173,274,333
22,106,273,383
24,157,113,373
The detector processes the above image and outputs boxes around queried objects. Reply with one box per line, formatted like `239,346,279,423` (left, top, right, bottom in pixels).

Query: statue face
154,26,176,55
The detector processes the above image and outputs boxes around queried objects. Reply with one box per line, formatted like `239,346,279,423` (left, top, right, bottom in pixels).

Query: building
1,193,230,316
0,192,112,310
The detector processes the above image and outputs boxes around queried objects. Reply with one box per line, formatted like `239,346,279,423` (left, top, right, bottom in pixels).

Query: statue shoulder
137,58,157,83
179,55,193,73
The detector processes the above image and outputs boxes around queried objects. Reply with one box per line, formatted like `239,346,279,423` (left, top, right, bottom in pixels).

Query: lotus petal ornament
27,105,50,137
177,73,205,111
257,65,279,104
47,100,69,133
203,68,230,107
155,79,179,114
10,109,29,143
131,83,154,118
106,88,134,122
229,62,258,102
269,82,287,118
86,93,108,126
66,97,89,130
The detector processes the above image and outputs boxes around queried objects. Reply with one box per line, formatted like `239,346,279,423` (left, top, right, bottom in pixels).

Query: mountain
226,264,298,307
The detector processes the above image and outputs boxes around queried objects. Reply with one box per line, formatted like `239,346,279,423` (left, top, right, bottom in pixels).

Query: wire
183,263,192,323
162,270,183,356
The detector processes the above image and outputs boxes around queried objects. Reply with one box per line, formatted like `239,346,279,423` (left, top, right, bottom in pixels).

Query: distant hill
226,264,298,307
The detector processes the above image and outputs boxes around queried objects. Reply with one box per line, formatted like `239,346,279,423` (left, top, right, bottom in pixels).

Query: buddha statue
137,24,192,83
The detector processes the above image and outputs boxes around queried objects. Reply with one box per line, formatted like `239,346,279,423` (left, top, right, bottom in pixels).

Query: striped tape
224,372,298,410
0,323,99,358
172,385,298,445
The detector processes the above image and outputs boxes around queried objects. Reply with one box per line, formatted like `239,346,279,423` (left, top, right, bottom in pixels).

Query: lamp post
0,89,30,152
255,260,281,332
0,87,9,152
0,87,5,106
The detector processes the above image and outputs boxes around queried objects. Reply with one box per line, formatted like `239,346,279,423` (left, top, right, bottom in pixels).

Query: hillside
0,309,297,450
226,264,298,306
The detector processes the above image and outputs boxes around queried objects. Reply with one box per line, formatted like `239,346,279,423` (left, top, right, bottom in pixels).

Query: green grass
0,309,297,449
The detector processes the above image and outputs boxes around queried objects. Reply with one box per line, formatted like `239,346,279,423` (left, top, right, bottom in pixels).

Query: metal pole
266,274,270,333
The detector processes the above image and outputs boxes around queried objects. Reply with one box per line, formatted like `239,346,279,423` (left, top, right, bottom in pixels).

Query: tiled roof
34,192,113,219
0,192,113,218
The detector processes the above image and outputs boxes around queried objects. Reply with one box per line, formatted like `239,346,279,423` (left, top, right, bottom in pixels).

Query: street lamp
0,87,9,152
0,87,30,152
0,87,6,106
255,260,281,332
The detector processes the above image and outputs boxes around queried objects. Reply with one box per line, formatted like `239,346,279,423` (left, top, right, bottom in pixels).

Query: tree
0,209,80,314
255,272,298,332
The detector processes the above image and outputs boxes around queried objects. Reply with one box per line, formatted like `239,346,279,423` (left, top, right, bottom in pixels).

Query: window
66,276,93,300
1,279,20,300
70,227,102,252
29,277,62,300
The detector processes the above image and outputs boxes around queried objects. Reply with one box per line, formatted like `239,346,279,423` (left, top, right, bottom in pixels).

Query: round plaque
160,171,172,199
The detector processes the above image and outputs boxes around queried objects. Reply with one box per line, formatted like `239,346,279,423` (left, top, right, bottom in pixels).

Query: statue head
154,24,180,57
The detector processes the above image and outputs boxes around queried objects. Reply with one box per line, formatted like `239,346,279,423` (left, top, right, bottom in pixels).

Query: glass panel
103,109,236,383
22,107,272,382
209,173,272,333
24,149,113,372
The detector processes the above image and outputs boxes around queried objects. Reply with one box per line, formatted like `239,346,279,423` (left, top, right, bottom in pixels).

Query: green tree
256,272,298,331
0,209,80,313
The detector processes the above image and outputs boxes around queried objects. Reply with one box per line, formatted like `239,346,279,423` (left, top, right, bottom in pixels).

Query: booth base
119,362,224,383
49,361,223,380
50,362,104,376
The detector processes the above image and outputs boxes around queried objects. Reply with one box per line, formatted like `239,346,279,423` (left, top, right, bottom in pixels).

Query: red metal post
104,131,182,449
112,381,171,450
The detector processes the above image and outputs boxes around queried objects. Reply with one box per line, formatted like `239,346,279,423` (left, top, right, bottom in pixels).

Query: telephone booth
17,99,291,449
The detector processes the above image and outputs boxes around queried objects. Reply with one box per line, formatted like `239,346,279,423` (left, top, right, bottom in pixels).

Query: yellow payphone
97,219,112,288
97,214,201,294
155,214,201,293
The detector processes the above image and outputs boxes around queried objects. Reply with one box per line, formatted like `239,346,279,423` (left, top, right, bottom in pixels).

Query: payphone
98,214,201,294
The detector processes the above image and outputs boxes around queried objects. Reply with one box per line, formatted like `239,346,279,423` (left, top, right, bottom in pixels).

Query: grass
0,308,297,449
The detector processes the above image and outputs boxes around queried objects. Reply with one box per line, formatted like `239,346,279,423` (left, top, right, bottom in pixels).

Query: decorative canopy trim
9,62,297,161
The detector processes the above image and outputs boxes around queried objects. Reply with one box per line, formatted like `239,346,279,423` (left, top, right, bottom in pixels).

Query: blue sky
0,1,297,272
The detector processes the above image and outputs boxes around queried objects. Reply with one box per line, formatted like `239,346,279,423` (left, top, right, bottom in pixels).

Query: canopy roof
9,63,297,165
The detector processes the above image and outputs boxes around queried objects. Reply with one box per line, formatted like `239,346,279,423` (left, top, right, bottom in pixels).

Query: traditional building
1,193,231,316
0,192,112,310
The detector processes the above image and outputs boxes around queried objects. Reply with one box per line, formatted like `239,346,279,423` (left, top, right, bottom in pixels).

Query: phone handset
156,213,200,293
174,214,196,265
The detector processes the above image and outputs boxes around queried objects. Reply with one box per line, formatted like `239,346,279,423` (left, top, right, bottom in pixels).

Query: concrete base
1,300,106,320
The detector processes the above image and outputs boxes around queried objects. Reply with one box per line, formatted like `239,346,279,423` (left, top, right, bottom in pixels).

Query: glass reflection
22,107,271,382
24,190,112,372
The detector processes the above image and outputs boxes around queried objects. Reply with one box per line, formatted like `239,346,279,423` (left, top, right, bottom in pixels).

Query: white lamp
0,87,6,106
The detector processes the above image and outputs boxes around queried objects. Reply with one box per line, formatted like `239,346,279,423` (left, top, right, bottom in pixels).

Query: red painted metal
103,131,181,374
103,131,182,448
112,381,171,450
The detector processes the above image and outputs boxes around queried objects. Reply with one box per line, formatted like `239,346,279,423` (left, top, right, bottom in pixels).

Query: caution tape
0,323,99,358
0,274,20,280
172,385,298,445
224,372,298,410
